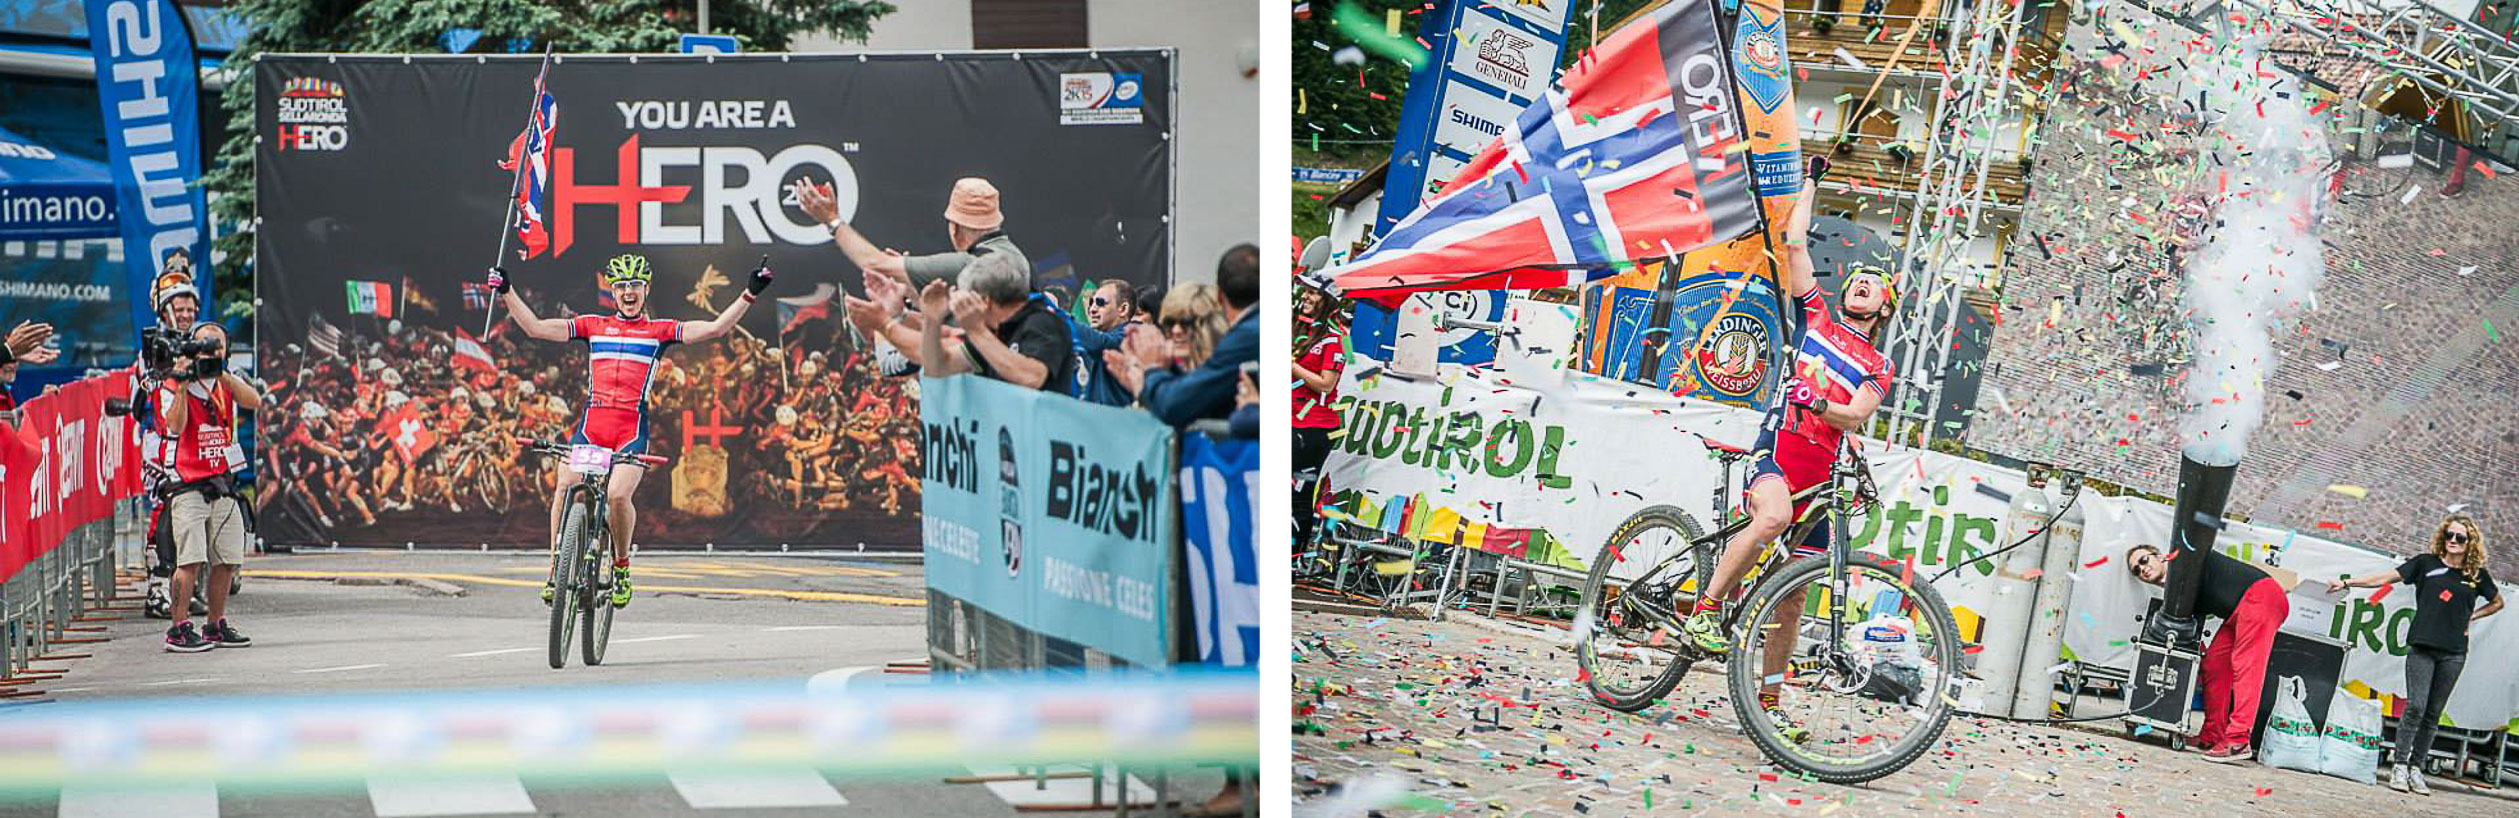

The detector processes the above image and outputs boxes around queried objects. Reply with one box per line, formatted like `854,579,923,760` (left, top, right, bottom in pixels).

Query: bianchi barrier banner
919,376,1173,669
253,51,1173,548
1180,434,1259,668
1323,365,2519,729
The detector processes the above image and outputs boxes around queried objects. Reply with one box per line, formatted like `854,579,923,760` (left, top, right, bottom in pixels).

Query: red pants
2196,577,2289,748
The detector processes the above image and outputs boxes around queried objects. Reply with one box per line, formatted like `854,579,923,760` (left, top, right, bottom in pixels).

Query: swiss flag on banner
382,402,439,463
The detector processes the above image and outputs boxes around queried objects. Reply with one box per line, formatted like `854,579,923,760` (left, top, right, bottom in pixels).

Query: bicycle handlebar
513,436,670,467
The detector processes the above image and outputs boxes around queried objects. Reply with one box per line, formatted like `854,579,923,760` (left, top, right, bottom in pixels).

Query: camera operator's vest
158,383,245,484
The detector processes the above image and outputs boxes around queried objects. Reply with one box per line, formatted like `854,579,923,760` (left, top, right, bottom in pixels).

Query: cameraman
154,321,259,652
136,277,205,620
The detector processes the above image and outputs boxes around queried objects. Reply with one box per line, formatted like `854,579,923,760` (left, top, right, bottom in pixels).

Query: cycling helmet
384,390,410,409
604,254,653,284
300,402,328,421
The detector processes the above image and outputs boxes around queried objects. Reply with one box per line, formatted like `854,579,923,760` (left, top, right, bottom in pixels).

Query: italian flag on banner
345,280,394,318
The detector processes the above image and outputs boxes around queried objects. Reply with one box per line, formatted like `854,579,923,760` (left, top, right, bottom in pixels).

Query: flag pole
486,43,557,340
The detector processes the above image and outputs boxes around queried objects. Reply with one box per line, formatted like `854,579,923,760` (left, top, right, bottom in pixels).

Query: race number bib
568,444,612,476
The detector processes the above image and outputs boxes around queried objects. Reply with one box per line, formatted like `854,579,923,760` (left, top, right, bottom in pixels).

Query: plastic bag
2257,675,2324,772
2316,692,2383,784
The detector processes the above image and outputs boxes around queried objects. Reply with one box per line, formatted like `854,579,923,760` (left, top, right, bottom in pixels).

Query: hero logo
516,97,858,259
275,76,350,152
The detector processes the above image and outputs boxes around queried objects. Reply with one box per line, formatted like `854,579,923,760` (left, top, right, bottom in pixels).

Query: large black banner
253,52,1174,549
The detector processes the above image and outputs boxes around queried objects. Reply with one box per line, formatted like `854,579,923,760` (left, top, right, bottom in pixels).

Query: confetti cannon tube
2148,455,2238,648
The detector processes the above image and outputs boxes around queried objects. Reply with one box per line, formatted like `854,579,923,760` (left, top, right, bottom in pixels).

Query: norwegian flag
1328,0,1760,305
499,60,558,259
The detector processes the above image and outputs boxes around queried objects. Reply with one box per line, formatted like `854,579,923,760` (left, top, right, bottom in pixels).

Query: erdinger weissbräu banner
253,53,1174,549
919,376,1173,669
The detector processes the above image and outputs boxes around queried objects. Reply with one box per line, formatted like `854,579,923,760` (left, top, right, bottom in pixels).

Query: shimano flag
1328,0,1759,305
87,0,213,346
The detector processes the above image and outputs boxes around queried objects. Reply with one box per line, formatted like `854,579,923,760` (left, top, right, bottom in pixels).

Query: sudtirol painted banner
252,51,1174,549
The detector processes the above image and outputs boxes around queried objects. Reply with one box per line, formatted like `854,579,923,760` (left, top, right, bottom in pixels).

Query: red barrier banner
0,373,144,583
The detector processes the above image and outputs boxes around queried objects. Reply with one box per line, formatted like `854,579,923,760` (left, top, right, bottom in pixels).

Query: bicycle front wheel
1575,506,1709,713
1726,552,1962,784
548,498,592,670
582,550,615,666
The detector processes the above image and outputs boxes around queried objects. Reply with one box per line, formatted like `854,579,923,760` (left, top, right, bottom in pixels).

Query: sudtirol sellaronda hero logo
276,76,350,151
1059,72,1144,125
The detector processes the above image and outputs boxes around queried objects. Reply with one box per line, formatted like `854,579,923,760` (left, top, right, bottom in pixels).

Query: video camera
140,326,225,382
102,327,225,418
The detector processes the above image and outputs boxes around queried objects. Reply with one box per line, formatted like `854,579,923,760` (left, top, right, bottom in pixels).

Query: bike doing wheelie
520,437,667,669
1575,434,1962,783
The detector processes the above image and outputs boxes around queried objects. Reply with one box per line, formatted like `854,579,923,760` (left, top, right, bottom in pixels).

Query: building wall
795,0,1258,285
1966,9,2519,575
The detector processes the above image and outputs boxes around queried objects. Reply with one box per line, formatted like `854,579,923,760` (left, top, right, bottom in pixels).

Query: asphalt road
0,551,1224,817
1292,607,2519,817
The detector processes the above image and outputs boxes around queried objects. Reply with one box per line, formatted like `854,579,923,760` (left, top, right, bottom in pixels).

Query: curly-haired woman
2329,515,2503,794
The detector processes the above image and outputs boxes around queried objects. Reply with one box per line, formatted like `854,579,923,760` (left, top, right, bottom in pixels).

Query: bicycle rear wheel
1726,552,1961,784
548,497,592,670
1575,506,1710,712
582,544,614,666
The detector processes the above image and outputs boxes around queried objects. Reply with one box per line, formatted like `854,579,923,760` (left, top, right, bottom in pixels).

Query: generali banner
252,52,1173,548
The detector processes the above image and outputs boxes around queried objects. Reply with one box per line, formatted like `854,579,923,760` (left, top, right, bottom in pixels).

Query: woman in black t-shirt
2329,515,2504,795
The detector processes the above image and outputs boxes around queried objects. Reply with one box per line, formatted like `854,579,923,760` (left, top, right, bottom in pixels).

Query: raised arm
681,259,775,343
1782,185,1819,299
792,179,910,284
489,268,572,342
2326,570,2405,594
916,281,971,377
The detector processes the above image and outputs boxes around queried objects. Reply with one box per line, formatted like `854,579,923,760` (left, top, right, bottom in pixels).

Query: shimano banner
252,52,1174,549
86,0,212,346
919,376,1175,669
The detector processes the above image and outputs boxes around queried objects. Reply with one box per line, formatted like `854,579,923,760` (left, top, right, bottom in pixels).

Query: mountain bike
1574,433,1961,784
517,436,666,669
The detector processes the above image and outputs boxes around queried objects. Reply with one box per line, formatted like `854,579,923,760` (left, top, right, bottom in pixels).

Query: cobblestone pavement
1292,609,2516,816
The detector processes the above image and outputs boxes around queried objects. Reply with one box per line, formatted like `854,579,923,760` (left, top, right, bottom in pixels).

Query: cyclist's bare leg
1703,479,1794,606
605,464,646,567
547,466,571,551
1761,586,1807,699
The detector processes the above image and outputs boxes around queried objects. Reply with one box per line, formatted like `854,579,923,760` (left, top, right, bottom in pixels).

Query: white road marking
763,625,849,632
58,782,217,818
610,634,698,644
447,647,536,658
667,768,849,809
141,678,219,687
964,764,1158,808
365,773,536,816
294,664,387,674
805,666,877,696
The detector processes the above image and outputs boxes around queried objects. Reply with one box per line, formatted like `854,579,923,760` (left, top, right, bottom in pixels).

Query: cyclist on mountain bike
486,253,771,608
1681,172,1899,729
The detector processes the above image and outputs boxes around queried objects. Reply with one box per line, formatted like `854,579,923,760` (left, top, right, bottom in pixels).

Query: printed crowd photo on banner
252,52,1174,549
1293,0,2519,813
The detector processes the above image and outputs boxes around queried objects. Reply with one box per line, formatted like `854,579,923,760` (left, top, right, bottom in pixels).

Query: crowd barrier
1,373,146,695
915,375,1258,815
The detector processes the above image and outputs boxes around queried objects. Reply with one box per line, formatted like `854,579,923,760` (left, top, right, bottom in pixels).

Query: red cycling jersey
1778,289,1893,453
570,313,682,413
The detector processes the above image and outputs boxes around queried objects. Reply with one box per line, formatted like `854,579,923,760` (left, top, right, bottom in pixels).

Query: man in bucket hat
791,176,1031,291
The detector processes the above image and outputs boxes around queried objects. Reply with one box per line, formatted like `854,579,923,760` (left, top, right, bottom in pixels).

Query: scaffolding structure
2228,0,2519,156
1877,0,2031,445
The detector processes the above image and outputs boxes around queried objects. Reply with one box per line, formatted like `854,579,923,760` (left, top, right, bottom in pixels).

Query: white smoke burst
2173,22,2330,467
